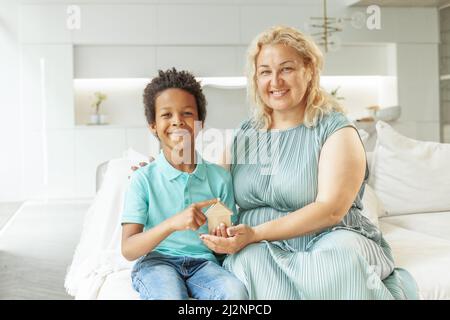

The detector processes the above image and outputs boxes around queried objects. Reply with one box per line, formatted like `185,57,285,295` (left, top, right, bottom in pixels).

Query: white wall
0,0,441,201
0,1,22,201
394,43,441,141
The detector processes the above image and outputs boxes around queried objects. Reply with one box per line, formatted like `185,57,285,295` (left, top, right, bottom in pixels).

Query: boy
121,68,247,300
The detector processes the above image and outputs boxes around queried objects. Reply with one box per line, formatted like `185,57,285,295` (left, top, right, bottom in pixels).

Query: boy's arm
122,200,216,261
121,171,173,261
121,221,173,261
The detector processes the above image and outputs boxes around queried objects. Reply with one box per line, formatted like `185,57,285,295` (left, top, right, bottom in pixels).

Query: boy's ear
149,123,158,138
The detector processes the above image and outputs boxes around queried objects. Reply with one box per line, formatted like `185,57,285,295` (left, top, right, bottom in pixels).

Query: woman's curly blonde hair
246,25,344,129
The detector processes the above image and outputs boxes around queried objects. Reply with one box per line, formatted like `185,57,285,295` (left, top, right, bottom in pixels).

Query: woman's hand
211,222,230,238
131,156,155,172
200,224,256,254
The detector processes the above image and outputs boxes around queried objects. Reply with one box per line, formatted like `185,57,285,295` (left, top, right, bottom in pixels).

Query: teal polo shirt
121,151,238,263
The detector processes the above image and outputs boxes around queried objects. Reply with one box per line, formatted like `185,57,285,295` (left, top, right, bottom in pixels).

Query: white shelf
440,74,450,81
75,124,147,130
73,77,247,89
74,75,398,127
199,77,246,89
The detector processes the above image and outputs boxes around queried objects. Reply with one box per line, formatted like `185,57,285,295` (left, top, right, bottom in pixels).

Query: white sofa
90,212,450,300
65,121,450,300
379,213,450,299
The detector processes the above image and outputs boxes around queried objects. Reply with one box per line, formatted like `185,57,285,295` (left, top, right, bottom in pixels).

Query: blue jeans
131,251,248,300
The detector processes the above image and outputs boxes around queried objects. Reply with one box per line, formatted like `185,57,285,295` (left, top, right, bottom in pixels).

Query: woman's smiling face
256,43,311,116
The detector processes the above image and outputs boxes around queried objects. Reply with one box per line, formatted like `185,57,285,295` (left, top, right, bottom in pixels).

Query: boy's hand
168,199,218,232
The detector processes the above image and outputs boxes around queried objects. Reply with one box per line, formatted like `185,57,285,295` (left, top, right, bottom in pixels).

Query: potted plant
330,86,345,101
90,91,108,125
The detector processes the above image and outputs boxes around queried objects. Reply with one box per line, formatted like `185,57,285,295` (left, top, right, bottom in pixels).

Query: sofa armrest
96,161,109,193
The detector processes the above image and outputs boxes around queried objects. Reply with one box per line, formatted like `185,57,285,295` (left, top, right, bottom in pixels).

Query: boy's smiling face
150,88,202,156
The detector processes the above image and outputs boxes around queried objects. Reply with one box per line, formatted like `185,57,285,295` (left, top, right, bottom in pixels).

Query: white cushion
361,185,385,226
97,270,139,300
380,211,450,242
380,221,450,299
369,121,450,215
366,151,373,170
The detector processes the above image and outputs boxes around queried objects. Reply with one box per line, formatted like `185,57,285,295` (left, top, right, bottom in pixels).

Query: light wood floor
0,202,23,231
0,200,91,300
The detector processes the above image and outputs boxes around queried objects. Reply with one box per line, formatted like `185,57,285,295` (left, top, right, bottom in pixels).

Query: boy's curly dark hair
143,68,207,125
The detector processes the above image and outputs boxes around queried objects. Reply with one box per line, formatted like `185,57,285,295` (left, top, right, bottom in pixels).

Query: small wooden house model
205,201,233,234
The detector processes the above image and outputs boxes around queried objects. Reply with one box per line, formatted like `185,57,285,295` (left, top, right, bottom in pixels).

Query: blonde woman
199,26,418,299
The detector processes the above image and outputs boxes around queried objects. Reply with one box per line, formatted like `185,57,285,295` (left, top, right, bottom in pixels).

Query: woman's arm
201,127,366,253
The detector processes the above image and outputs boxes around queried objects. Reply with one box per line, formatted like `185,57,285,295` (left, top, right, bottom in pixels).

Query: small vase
99,114,108,124
89,114,108,125
90,114,101,125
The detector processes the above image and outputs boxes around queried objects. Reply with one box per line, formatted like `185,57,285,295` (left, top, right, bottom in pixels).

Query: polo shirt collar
157,151,206,181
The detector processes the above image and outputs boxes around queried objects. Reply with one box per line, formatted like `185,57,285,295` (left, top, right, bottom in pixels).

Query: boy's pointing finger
194,198,219,209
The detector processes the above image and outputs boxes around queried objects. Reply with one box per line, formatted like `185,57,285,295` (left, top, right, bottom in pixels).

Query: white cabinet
72,5,158,45
20,44,76,199
20,126,158,199
156,46,239,76
73,126,159,197
74,46,157,78
240,5,315,44
21,44,74,130
21,130,46,199
19,5,71,44
46,130,76,198
157,5,239,44
125,128,160,158
22,129,75,199
74,128,127,197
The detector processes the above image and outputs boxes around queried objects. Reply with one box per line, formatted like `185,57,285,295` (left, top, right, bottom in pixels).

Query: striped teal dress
223,111,419,299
